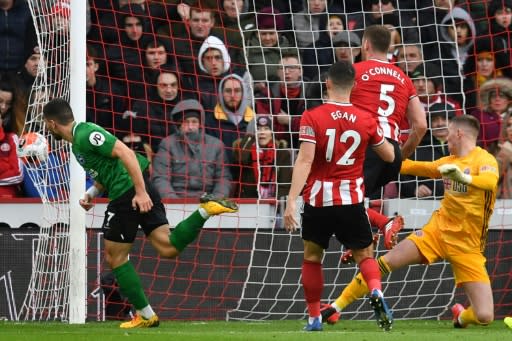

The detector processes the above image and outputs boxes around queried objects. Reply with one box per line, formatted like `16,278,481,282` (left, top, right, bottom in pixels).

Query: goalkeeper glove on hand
437,164,472,184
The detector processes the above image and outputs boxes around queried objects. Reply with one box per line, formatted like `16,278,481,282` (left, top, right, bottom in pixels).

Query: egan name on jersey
330,110,356,122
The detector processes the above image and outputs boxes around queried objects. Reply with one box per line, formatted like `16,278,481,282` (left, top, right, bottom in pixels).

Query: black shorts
102,177,169,243
301,203,374,250
364,138,402,198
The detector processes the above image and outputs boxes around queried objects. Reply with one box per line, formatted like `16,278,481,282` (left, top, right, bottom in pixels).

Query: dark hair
0,73,28,135
144,39,168,51
43,98,74,124
327,61,355,90
451,115,480,136
363,25,391,53
280,50,301,63
86,45,99,60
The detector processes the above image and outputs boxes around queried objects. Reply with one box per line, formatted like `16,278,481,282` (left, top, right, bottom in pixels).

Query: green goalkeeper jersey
71,122,149,200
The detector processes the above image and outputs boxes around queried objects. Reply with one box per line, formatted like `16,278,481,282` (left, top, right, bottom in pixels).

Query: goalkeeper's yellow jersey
401,146,499,253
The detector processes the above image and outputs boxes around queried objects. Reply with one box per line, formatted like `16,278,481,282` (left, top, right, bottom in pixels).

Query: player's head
362,25,391,60
326,61,355,96
43,98,74,141
447,115,480,154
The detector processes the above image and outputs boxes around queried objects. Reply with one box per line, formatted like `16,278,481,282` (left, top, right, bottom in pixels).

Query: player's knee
158,246,179,259
105,253,128,269
476,309,494,325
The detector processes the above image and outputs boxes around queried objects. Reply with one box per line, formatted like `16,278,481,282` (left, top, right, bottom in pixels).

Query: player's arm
467,171,499,190
438,162,499,190
111,140,153,213
401,158,441,178
284,141,315,232
372,138,395,163
401,96,427,159
80,182,104,211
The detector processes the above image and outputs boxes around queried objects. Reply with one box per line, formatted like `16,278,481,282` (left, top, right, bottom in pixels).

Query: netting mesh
18,1,72,321
17,0,512,322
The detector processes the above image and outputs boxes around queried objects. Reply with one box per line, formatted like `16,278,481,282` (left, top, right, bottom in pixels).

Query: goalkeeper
322,115,498,328
42,99,238,328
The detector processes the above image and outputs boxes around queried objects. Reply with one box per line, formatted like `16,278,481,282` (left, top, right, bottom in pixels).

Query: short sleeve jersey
71,122,149,200
351,59,417,141
299,102,385,207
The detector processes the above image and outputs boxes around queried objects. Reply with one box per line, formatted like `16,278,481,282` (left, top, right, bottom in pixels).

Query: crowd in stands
1,0,512,200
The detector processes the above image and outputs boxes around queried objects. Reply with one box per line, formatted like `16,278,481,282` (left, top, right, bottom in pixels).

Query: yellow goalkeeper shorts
407,213,490,286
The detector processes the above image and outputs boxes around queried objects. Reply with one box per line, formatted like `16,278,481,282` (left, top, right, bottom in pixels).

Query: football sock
359,257,381,291
334,272,369,311
378,256,392,276
113,261,149,310
367,208,389,233
137,305,156,320
302,260,323,317
170,210,207,252
334,256,391,311
461,306,488,326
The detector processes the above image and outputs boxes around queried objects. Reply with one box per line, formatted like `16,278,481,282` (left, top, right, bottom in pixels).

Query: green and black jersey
71,122,149,200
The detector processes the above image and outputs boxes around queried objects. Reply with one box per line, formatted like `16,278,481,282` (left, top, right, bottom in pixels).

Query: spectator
464,38,505,109
265,51,322,149
410,63,463,116
206,73,254,165
90,0,167,45
497,107,512,198
86,45,126,136
159,1,219,75
106,5,150,103
127,68,191,158
351,0,419,44
0,109,23,198
332,31,361,64
417,0,456,62
245,7,292,85
395,44,423,75
399,103,454,199
215,0,254,68
487,0,512,78
151,99,231,198
185,35,245,114
232,115,292,198
16,45,40,95
470,77,512,155
301,13,348,80
138,39,176,100
0,0,37,73
0,73,28,136
292,0,343,48
439,7,476,72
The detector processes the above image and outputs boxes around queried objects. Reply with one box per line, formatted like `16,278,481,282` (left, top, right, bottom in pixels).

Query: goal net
17,0,74,321
227,0,512,321
17,0,512,323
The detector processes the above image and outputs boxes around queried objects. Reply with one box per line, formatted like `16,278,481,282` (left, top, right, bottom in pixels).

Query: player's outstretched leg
320,303,340,324
120,314,160,328
199,193,238,215
369,289,393,331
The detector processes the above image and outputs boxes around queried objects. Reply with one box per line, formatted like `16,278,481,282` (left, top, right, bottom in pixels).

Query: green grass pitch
1,319,510,341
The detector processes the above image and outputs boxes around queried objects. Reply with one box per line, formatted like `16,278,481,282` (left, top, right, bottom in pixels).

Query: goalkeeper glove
437,164,472,184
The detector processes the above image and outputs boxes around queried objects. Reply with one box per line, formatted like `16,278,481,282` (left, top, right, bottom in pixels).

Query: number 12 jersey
299,102,385,207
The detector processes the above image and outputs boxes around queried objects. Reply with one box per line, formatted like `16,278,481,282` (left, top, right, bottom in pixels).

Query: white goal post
18,0,86,323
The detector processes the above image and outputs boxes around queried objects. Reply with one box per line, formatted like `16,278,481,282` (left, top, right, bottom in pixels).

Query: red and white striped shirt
352,59,417,142
299,102,385,207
